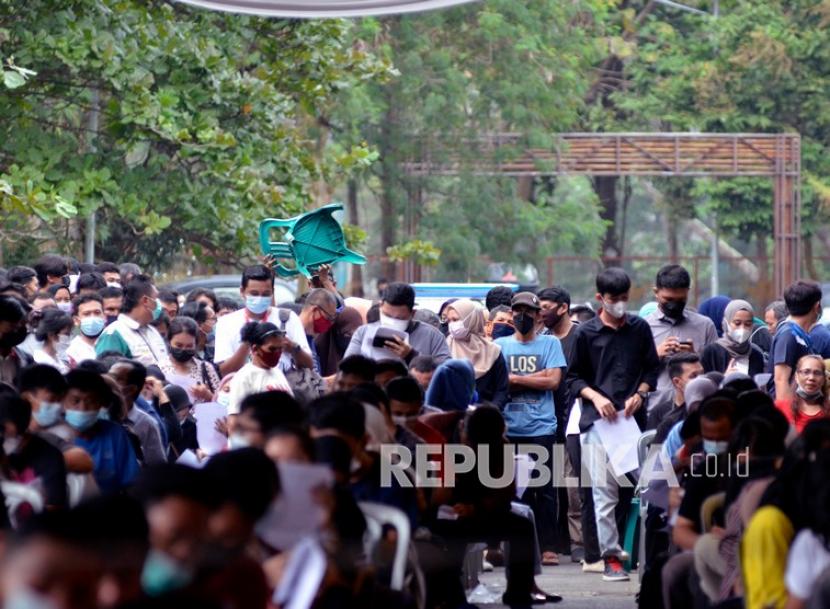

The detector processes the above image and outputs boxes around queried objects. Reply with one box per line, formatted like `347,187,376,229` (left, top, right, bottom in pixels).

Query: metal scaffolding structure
403,132,801,295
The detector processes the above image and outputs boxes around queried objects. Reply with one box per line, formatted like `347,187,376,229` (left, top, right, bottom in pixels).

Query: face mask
796,384,824,402
392,415,418,426
217,392,231,408
448,320,469,340
97,408,111,421
380,313,409,333
513,313,535,335
80,316,105,338
660,300,687,321
64,409,99,432
0,325,28,349
542,309,563,329
106,281,121,289
151,298,163,321
105,314,119,326
3,588,61,609
313,314,334,335
702,439,729,455
603,300,627,320
245,295,271,316
259,349,282,368
728,328,750,344
229,433,250,450
491,322,515,339
33,402,62,427
141,549,193,597
56,335,71,359
56,302,73,314
3,437,21,455
169,347,196,363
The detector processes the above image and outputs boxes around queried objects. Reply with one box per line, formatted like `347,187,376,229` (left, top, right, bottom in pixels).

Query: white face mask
380,313,409,333
217,392,231,408
3,436,21,455
448,320,469,340
729,328,750,344
56,334,71,357
229,433,250,450
603,300,627,320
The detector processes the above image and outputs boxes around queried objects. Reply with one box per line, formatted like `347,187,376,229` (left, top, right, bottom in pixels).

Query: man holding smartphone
644,265,718,393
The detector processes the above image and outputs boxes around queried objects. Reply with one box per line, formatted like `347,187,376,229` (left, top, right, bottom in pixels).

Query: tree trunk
347,179,364,297
804,234,818,280
593,176,621,262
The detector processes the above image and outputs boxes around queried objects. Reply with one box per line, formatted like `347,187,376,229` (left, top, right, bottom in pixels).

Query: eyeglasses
797,369,825,378
319,307,337,321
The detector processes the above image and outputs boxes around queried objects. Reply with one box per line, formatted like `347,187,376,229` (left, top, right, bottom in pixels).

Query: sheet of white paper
256,463,334,551
176,449,207,469
362,325,410,361
565,400,582,436
592,415,641,477
193,401,228,455
514,453,533,499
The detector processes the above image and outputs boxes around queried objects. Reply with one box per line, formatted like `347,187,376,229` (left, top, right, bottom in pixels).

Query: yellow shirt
741,506,795,609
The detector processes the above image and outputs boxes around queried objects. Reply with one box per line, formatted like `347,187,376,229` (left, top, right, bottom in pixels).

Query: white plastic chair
636,429,658,579
1,481,45,529
67,473,99,507
358,501,411,591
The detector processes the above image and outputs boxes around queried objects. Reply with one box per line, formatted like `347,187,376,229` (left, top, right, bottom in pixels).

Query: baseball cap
511,292,541,310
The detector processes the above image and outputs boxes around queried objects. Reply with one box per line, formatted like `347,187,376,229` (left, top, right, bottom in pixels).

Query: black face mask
0,325,28,350
661,300,687,320
169,347,196,363
542,309,563,329
106,315,119,326
513,313,535,335
491,322,515,339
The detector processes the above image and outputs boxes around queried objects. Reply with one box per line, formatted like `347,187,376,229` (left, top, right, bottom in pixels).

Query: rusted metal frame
676,138,735,174
556,136,614,171
737,136,777,164
620,136,676,172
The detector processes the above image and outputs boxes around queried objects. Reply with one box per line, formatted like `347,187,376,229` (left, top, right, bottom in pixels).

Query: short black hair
76,272,106,292
111,358,147,392
18,364,67,397
485,286,514,311
338,355,376,382
122,274,155,313
386,376,424,404
185,287,218,311
375,359,409,380
382,282,415,309
240,321,283,346
203,448,280,521
132,463,217,508
537,286,571,308
729,415,786,459
0,294,28,324
95,261,119,275
0,282,28,300
351,383,390,412
366,302,380,324
464,404,505,446
569,304,595,323
699,394,736,424
596,267,631,296
46,283,70,299
99,286,123,300
655,264,691,290
217,297,241,313
784,281,822,316
64,369,111,405
239,391,304,431
309,393,365,440
6,266,36,285
409,355,439,374
72,293,103,312
267,425,315,461
487,305,511,322
34,308,73,342
667,352,701,380
157,290,179,306
33,255,68,287
118,262,141,285
241,264,274,289
0,395,31,436
179,301,209,325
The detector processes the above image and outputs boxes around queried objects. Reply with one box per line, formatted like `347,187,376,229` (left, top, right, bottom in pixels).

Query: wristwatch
637,390,649,401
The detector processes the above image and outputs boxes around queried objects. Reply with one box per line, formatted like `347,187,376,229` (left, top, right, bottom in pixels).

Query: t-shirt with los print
227,363,294,415
495,334,566,437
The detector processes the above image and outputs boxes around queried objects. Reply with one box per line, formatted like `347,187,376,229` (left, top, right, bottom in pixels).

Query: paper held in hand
592,414,641,477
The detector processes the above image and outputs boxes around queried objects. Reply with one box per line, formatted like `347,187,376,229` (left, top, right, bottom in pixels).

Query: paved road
474,562,639,608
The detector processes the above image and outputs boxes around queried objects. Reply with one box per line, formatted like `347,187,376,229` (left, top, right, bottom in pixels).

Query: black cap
164,384,191,412
511,291,541,310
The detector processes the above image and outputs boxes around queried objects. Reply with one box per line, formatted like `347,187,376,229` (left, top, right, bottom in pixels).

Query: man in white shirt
95,274,170,367
66,294,106,369
213,264,312,374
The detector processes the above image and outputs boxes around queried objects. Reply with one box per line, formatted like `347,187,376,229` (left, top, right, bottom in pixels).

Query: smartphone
679,339,693,346
372,328,402,348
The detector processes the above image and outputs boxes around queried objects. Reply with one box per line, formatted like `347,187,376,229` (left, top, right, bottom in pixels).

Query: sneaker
571,546,585,563
602,556,630,582
582,559,604,573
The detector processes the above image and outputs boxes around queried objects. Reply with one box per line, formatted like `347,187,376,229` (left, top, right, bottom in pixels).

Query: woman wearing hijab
701,299,765,377
314,306,363,377
699,295,731,338
444,299,509,407
425,359,477,411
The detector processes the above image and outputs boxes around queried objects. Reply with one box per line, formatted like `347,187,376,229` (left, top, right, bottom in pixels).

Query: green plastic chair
258,203,366,278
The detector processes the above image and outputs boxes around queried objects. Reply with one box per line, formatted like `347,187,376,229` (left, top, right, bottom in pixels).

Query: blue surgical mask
245,295,271,316
97,407,110,421
33,402,62,427
80,316,105,338
229,433,250,450
152,298,163,321
141,549,193,597
64,409,98,432
702,439,729,455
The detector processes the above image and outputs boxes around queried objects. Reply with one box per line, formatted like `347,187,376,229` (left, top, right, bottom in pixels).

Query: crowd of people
0,254,827,609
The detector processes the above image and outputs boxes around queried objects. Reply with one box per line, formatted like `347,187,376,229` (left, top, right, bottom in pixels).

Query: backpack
277,309,325,406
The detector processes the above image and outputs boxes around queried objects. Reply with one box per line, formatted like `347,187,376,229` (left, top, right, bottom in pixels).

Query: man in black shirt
567,268,660,582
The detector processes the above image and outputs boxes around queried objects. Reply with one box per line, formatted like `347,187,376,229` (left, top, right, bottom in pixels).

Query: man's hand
676,339,694,353
594,395,617,421
311,264,337,291
384,336,413,360
623,393,643,417
725,358,739,375
453,503,475,518
657,336,681,358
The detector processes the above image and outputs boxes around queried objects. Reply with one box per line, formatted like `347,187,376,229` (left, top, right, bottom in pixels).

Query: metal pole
84,88,100,264
711,211,720,297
